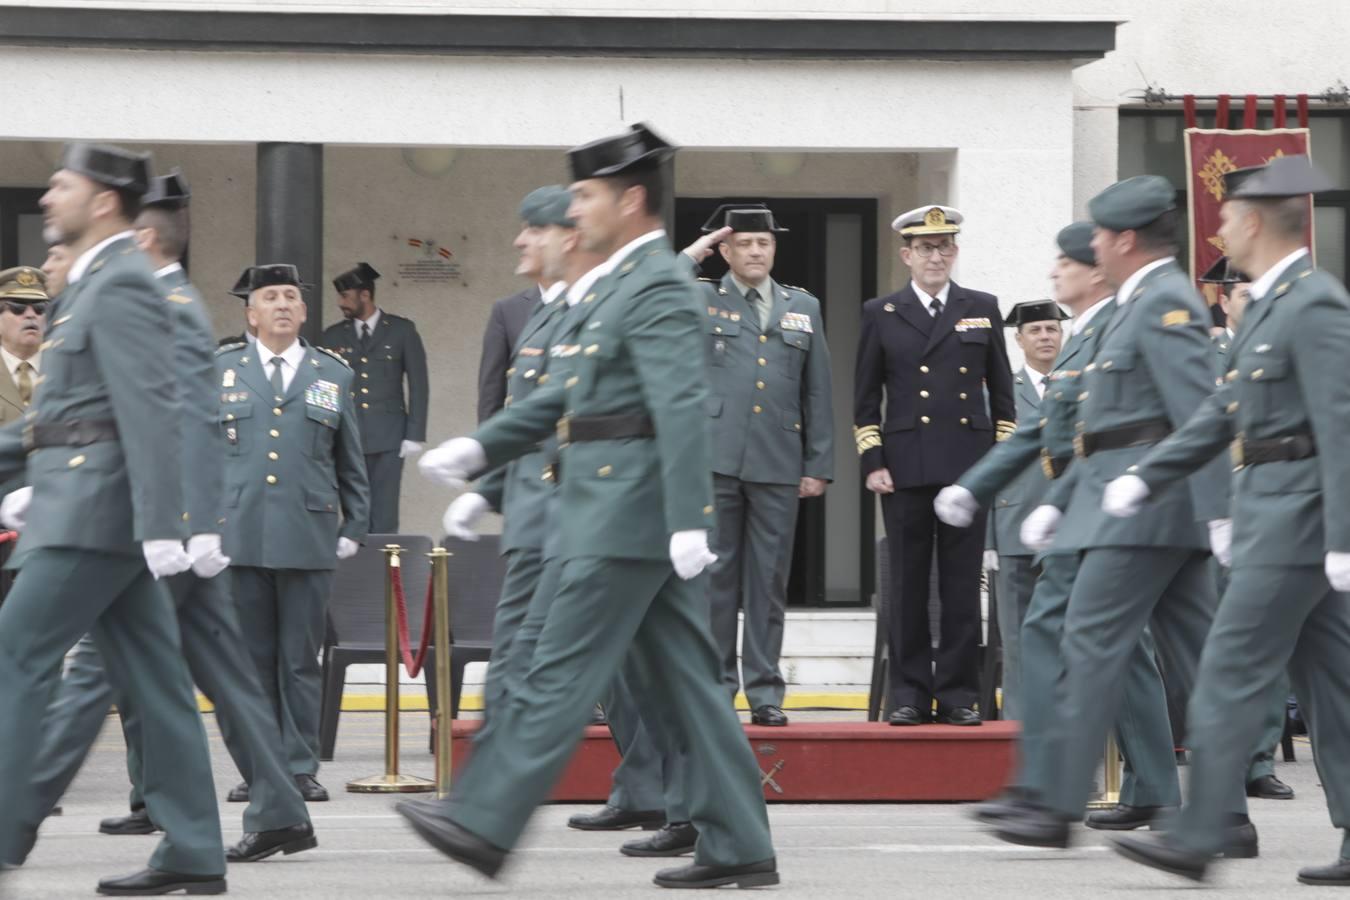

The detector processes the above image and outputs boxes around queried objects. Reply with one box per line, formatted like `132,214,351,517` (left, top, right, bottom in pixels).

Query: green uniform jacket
0,236,187,554
215,341,370,569
160,267,223,535
697,273,834,484
1046,261,1230,550
473,237,715,561
319,313,429,453
984,368,1049,557
476,297,570,553
1134,256,1350,565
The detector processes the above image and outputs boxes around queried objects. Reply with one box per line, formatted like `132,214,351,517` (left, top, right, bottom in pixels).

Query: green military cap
1088,175,1176,232
1056,221,1096,266
1223,154,1335,199
230,263,309,299
518,185,575,228
0,266,48,303
60,142,152,194
567,122,677,181
1005,299,1068,328
142,168,190,210
333,262,380,293
700,202,789,234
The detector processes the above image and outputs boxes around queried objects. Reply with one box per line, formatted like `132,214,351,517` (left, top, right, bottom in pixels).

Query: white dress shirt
68,230,137,285
1071,295,1116,336
1248,247,1309,301
256,340,307,394
1114,257,1175,306
1025,366,1052,400
540,281,567,305
0,346,39,388
565,229,666,307
912,281,952,316
154,262,184,279
565,265,609,307
356,308,382,341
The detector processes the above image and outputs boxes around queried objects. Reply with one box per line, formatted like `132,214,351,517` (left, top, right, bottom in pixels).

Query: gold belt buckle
555,416,571,447
1073,432,1087,459
1230,435,1245,470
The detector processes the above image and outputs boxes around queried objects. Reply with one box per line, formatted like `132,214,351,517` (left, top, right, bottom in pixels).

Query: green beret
1056,221,1096,266
519,185,575,228
1088,175,1176,232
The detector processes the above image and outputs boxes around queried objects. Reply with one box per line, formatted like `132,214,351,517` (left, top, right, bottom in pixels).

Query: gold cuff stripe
854,424,882,454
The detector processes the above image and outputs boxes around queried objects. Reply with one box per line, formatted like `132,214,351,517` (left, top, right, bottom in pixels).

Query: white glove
142,539,193,580
418,437,487,490
1208,519,1233,568
1325,552,1350,592
670,529,717,580
0,486,33,530
186,533,231,579
443,493,490,541
934,485,980,528
983,549,1000,572
1103,474,1150,518
399,440,425,459
1019,505,1062,553
336,537,360,560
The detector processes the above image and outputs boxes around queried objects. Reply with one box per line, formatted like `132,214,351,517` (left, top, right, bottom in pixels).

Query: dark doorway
674,197,877,607
0,188,45,269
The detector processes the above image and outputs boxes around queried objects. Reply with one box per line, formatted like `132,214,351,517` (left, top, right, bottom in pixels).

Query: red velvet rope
390,562,435,678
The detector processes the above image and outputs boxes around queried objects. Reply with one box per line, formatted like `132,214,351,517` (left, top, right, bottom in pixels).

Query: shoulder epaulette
314,345,352,368
697,276,718,283
215,342,246,355
781,283,813,294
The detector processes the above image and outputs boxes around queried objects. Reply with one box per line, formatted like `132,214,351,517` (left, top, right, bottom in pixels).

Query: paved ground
6,711,1339,898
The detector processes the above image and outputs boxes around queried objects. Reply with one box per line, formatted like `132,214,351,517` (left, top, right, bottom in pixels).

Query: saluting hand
680,226,733,264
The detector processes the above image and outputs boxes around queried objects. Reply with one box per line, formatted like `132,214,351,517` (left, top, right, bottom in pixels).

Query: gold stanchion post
348,544,435,793
1087,734,1123,809
429,547,454,798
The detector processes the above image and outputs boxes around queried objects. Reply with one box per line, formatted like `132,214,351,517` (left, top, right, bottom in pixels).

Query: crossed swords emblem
756,744,786,795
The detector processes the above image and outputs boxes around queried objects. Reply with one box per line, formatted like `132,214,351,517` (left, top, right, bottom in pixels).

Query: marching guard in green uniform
1106,156,1350,884
406,123,778,889
0,143,226,896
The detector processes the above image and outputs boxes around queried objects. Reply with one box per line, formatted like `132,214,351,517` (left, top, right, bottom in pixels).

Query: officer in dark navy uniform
854,205,1014,726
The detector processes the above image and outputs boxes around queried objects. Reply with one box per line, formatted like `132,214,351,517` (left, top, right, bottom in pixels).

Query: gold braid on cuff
994,420,1017,443
854,424,882,455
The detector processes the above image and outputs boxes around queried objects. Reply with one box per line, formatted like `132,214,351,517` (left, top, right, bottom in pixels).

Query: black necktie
931,298,944,318
270,357,286,399
360,322,371,347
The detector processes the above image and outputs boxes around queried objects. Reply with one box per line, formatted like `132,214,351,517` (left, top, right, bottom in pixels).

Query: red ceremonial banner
1184,127,1313,308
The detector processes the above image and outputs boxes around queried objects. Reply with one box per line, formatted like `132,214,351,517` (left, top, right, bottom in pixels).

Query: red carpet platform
449,720,1018,802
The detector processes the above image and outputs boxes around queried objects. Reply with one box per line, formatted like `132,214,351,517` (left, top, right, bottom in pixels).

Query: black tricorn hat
1197,256,1250,285
60,142,151,194
567,122,677,182
142,168,190,210
1223,155,1335,199
1005,299,1069,328
700,203,789,234
333,262,381,293
230,263,310,300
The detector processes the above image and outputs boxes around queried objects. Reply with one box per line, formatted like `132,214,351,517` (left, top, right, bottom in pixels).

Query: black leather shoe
1246,774,1295,800
295,774,329,802
969,790,1037,824
1085,804,1175,831
621,822,698,857
227,823,317,862
1221,820,1259,859
751,705,788,727
990,806,1071,849
888,706,927,726
100,808,159,836
396,800,507,878
226,781,249,803
653,858,779,889
938,707,982,726
1298,858,1350,886
1110,832,1209,881
567,804,663,831
96,867,226,895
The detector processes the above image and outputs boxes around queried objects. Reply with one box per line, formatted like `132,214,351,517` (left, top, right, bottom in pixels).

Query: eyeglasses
911,243,957,259
2,301,47,316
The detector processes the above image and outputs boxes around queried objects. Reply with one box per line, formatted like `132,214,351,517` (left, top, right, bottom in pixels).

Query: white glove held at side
399,440,425,459
1208,519,1233,568
982,549,1000,572
187,533,231,579
418,437,487,490
444,493,490,541
1019,505,1063,553
0,486,33,530
336,537,360,560
1325,552,1350,592
934,485,980,528
1103,474,1150,518
142,539,193,580
670,529,717,580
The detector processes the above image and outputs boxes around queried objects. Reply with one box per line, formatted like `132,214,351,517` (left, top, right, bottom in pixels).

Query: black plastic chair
440,535,505,718
318,534,435,761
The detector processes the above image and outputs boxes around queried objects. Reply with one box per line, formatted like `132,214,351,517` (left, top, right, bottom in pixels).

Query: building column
256,142,324,340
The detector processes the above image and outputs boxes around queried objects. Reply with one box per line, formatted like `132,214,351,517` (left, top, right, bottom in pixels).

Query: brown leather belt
1232,433,1316,468
1040,449,1071,480
24,419,119,451
1073,419,1171,459
557,414,655,445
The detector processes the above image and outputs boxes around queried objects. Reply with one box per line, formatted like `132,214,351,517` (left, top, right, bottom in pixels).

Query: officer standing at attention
855,205,1014,726
1103,155,1350,885
678,203,834,726
319,263,427,533
993,176,1239,852
982,299,1064,719
0,267,46,427
0,142,224,896
219,264,370,804
407,122,779,890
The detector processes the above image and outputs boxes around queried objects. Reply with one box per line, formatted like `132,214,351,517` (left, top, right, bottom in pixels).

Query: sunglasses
2,301,47,316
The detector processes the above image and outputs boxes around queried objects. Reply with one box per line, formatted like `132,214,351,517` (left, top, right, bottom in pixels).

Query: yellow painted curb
194,691,873,714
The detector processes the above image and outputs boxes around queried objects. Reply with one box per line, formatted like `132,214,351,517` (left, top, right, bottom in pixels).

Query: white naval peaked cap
891,205,963,237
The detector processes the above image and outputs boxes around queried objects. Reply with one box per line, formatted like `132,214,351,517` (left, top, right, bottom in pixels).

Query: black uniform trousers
882,485,984,712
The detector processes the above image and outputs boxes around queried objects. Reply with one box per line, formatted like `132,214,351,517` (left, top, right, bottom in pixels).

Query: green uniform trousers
24,571,310,833
993,555,1035,720
1047,547,1239,819
709,476,799,709
233,566,334,777
442,557,774,866
364,450,404,534
482,548,545,719
0,549,224,875
1014,552,1180,808
1177,566,1350,855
